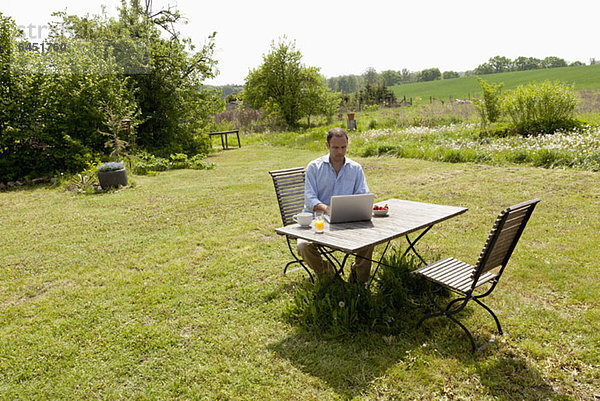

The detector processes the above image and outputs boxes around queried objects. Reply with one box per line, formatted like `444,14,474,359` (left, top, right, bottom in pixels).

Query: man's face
326,135,348,163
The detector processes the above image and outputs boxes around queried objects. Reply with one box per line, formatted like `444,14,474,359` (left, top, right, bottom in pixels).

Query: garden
1,142,599,399
2,2,600,399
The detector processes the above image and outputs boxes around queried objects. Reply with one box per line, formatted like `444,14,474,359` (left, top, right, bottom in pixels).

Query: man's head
326,127,349,165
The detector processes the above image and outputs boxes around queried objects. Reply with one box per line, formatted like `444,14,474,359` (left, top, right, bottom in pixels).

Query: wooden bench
208,130,241,150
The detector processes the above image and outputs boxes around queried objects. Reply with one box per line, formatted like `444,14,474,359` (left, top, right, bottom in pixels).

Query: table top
275,198,468,252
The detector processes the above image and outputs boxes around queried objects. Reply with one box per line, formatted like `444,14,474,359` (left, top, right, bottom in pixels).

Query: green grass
391,64,600,103
1,145,599,399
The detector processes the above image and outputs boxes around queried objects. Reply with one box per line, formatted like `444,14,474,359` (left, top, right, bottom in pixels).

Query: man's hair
326,127,349,143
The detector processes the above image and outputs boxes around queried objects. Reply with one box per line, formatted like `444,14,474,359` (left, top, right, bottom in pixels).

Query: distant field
391,64,600,103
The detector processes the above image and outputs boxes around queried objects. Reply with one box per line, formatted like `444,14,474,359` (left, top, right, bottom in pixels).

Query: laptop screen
326,194,374,224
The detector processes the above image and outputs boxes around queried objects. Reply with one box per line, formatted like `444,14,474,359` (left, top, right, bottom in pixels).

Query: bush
503,81,578,136
474,78,503,125
131,152,215,175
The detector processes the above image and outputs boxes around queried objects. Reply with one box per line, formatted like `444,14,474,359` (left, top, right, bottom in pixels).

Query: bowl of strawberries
373,203,389,217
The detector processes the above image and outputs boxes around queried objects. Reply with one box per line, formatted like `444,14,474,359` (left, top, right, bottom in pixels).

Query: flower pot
347,113,355,120
98,168,128,189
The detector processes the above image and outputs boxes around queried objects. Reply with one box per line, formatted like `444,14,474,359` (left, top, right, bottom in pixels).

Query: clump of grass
284,248,450,336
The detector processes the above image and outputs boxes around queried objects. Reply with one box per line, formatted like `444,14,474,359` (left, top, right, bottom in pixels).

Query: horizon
3,0,599,86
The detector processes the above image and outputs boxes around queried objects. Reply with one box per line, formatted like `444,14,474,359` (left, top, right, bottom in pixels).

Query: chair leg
417,289,477,353
473,296,503,335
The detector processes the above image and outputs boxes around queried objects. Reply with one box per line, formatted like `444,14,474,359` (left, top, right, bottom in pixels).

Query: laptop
325,194,374,224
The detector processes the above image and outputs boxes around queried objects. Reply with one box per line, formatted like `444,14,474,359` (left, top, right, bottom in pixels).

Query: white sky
3,0,599,85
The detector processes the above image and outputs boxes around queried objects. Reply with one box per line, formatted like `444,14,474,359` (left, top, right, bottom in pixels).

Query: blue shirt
304,155,370,212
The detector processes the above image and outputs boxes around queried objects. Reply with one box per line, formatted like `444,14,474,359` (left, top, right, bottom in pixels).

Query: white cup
293,212,312,227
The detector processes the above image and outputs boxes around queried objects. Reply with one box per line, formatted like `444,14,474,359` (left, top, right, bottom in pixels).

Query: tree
299,68,340,126
488,56,512,73
443,71,460,79
51,0,223,156
243,38,336,127
542,56,567,69
355,82,397,106
513,56,541,71
380,70,400,86
417,68,441,82
362,67,379,85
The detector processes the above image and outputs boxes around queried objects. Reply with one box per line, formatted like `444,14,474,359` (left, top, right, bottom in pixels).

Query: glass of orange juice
315,211,324,233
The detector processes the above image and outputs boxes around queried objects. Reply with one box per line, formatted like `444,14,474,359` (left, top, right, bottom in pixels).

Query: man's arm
305,164,328,213
353,165,370,194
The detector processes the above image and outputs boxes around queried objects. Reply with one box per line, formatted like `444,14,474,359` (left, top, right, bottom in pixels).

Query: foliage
248,103,600,172
474,77,504,126
243,37,336,127
443,71,460,79
63,163,99,193
0,2,222,182
53,3,224,157
131,151,215,175
473,55,572,75
417,68,442,82
503,81,579,135
354,82,397,107
99,101,138,162
285,248,448,336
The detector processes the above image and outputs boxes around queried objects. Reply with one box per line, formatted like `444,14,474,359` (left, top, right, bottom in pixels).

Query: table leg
366,241,392,288
225,133,229,149
220,134,225,149
236,131,241,148
402,225,432,265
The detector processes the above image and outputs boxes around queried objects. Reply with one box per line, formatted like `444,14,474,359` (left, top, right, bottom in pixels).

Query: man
297,127,374,284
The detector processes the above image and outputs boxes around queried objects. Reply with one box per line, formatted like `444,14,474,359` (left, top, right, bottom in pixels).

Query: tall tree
362,67,379,85
51,0,223,156
243,38,335,127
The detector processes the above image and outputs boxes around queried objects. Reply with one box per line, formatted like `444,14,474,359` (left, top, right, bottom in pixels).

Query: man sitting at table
297,127,374,284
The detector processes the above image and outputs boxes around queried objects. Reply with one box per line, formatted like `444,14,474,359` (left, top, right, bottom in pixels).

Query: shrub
131,152,215,175
503,81,578,135
63,163,99,194
474,77,503,126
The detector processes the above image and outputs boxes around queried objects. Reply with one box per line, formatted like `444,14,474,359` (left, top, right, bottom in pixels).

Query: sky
3,0,599,86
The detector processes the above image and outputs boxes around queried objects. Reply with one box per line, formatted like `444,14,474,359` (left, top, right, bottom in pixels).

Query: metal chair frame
413,198,540,352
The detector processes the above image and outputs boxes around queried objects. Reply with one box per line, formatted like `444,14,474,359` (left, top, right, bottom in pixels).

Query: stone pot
98,168,128,189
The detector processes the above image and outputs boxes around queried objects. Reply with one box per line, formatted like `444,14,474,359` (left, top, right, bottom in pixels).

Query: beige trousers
296,239,375,283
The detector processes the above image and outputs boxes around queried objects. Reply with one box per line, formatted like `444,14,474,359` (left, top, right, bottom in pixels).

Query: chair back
471,198,540,286
269,167,306,226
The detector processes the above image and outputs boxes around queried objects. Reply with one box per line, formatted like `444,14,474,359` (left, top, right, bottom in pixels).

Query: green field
1,144,599,399
391,64,600,103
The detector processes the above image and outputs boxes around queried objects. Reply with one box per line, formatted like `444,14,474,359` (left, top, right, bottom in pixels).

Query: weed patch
284,249,450,336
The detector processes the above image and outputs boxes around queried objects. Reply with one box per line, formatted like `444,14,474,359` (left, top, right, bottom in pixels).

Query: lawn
1,144,599,400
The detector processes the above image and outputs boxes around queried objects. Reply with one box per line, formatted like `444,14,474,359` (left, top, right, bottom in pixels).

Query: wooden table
275,198,467,283
208,129,241,150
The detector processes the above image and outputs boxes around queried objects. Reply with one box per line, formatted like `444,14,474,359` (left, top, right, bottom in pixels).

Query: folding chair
268,167,314,282
413,198,541,352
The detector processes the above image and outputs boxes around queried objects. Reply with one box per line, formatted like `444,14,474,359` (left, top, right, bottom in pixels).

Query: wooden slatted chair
268,167,314,282
413,198,541,352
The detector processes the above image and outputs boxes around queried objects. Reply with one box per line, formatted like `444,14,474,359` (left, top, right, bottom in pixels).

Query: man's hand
314,203,330,215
